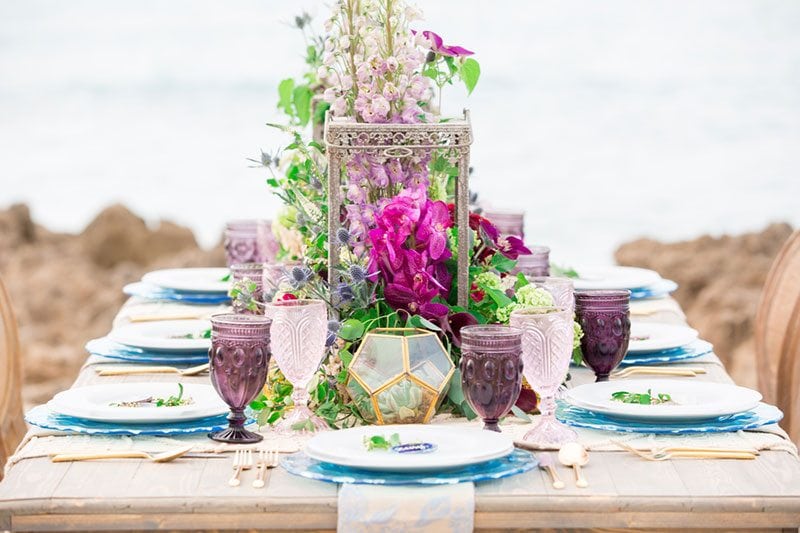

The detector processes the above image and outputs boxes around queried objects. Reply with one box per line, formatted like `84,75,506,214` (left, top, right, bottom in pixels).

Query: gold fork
612,366,706,378
228,449,254,487
50,445,195,463
613,441,757,461
252,449,280,488
96,363,209,377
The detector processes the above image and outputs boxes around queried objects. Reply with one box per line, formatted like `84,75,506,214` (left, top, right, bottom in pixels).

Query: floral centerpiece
243,0,578,430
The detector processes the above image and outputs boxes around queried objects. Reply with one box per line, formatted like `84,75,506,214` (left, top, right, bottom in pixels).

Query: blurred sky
1,0,799,263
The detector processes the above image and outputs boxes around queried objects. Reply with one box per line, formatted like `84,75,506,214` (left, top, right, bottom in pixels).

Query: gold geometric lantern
325,110,473,308
344,328,455,425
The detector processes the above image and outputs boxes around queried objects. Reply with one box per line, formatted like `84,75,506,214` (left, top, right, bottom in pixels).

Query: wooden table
1,301,799,532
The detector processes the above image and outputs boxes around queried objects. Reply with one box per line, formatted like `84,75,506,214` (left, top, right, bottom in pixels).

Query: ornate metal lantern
325,111,473,307
344,328,455,424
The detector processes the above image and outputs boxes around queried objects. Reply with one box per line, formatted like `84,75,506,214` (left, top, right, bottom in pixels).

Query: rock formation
615,223,794,388
0,204,223,406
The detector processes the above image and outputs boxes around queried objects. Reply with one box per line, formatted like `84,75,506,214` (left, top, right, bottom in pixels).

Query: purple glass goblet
510,306,577,447
575,290,631,382
224,219,270,267
230,263,265,315
483,210,525,238
460,325,524,432
514,246,551,277
208,313,271,443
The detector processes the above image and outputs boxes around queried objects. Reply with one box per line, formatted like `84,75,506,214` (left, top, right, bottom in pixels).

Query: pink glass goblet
263,299,329,433
524,276,574,312
260,262,300,302
575,290,631,382
256,219,278,263
460,325,524,432
510,306,577,447
514,246,551,277
231,262,265,315
208,313,271,444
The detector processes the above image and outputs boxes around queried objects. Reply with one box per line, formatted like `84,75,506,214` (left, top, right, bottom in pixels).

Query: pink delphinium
320,0,433,124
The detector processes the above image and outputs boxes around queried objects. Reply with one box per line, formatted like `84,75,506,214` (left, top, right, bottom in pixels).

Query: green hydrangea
474,272,502,290
515,285,555,307
496,302,523,324
573,320,583,350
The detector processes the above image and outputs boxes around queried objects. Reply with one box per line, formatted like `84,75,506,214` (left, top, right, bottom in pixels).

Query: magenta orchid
416,30,474,57
416,199,452,260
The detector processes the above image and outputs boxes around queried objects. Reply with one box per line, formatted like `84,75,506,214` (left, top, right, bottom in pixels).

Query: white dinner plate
628,323,699,353
108,320,211,353
142,268,231,293
305,424,514,473
48,383,227,423
566,380,762,422
573,266,661,291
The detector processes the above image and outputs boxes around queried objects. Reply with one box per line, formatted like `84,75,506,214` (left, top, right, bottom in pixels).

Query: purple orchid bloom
384,283,438,316
416,200,453,261
496,235,531,260
416,30,474,57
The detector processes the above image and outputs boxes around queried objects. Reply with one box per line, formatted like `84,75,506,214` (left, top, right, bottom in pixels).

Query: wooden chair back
755,230,800,442
0,274,25,478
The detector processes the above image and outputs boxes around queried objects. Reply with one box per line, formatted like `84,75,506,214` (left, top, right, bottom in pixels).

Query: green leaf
408,314,442,332
313,100,330,126
249,399,266,411
460,400,477,420
491,253,516,273
339,318,365,341
339,348,354,368
514,272,529,291
485,287,513,308
447,369,466,405
277,78,295,115
460,58,480,95
292,86,313,126
511,405,531,422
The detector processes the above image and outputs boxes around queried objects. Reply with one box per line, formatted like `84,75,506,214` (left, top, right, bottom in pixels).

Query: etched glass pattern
263,299,329,433
510,306,577,447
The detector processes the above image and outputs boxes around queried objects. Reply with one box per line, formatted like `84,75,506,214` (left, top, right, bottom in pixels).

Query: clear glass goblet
510,306,577,447
263,298,329,433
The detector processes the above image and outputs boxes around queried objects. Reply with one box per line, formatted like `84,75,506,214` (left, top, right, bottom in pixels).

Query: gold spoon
96,363,209,377
50,445,195,463
558,442,589,488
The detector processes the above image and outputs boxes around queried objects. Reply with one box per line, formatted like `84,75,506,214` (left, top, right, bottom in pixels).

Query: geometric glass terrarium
344,328,455,424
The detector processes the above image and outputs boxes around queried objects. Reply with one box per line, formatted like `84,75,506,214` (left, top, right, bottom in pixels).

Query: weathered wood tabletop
1,301,799,532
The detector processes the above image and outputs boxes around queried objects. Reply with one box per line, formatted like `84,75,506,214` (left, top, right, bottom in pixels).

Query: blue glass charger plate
281,448,538,486
25,405,236,436
124,282,230,304
620,339,714,366
629,279,678,300
556,402,783,435
86,337,209,365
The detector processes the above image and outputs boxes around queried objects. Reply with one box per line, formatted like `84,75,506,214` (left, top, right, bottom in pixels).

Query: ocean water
1,0,799,264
